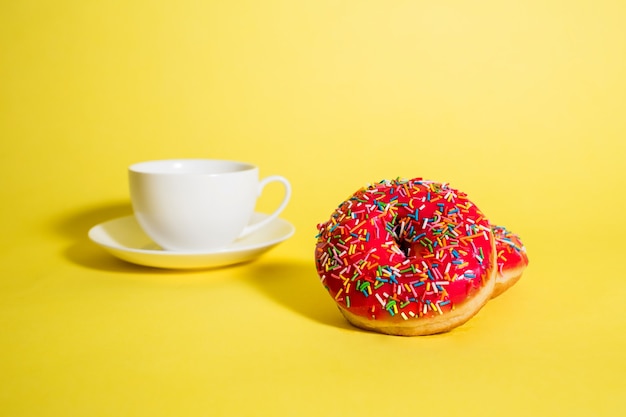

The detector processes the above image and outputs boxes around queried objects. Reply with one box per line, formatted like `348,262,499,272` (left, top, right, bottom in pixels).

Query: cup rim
129,159,257,175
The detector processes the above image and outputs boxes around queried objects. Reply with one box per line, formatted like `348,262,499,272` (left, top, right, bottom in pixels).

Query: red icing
492,225,529,274
315,179,495,321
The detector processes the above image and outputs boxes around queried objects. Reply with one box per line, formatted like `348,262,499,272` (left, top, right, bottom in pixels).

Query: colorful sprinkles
314,179,496,321
492,225,529,274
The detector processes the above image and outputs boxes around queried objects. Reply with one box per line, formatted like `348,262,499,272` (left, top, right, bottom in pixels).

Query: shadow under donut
245,259,355,331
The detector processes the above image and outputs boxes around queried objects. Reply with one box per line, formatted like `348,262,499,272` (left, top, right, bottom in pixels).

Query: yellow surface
1,1,625,416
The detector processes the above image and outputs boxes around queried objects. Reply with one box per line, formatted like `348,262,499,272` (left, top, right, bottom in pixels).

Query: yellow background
1,1,625,416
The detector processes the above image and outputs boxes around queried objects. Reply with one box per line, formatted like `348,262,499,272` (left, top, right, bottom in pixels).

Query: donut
314,178,497,336
491,225,529,298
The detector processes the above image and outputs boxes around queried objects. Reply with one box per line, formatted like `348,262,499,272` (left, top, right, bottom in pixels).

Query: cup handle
239,175,291,238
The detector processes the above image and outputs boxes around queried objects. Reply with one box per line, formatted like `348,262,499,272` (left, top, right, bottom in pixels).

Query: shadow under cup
128,159,291,252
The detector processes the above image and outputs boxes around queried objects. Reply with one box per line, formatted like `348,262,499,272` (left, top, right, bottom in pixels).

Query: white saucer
88,213,295,269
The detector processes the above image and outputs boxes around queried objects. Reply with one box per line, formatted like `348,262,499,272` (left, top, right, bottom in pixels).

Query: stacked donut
314,178,528,336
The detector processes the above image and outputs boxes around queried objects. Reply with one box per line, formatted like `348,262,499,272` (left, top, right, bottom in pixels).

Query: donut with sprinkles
314,178,498,336
491,225,529,298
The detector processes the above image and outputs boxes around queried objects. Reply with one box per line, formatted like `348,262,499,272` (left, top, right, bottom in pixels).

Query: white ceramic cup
128,159,291,252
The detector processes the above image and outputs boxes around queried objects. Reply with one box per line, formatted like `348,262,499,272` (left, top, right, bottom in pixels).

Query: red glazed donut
491,225,529,298
315,179,497,336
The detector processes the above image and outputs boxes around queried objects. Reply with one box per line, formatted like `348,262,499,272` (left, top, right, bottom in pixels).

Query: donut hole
393,219,421,259
397,238,413,258
397,238,431,261
392,217,436,261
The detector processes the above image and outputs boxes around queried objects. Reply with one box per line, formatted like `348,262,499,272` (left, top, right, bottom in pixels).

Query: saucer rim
88,213,295,256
